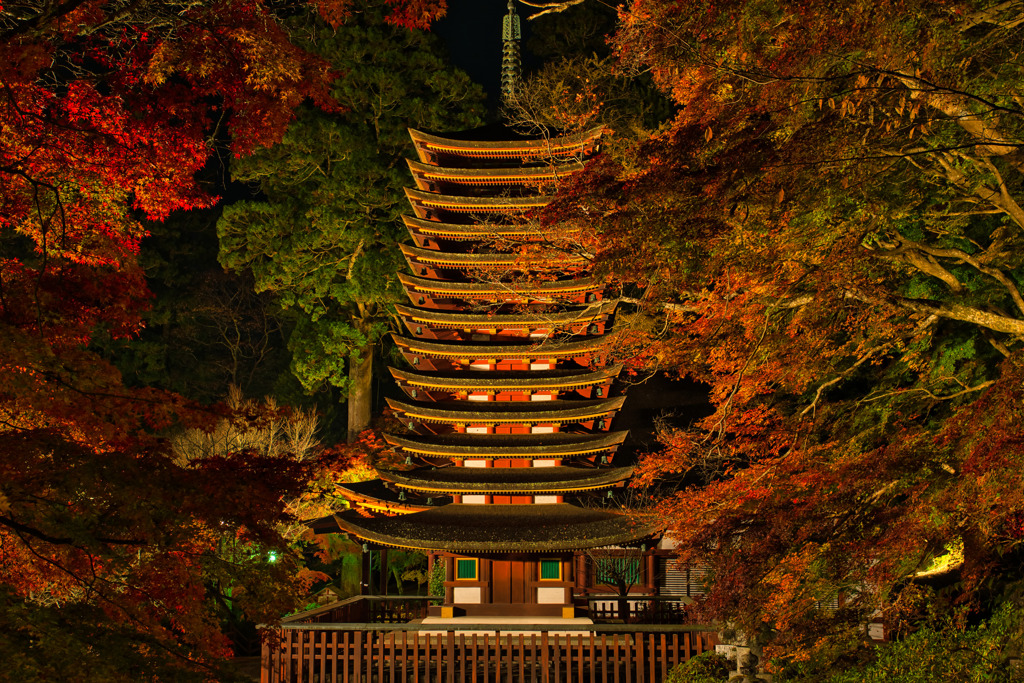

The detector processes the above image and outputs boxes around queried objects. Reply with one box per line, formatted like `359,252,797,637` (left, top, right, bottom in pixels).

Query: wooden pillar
645,550,656,594
445,554,455,604
481,557,492,605
379,547,389,596
575,552,589,593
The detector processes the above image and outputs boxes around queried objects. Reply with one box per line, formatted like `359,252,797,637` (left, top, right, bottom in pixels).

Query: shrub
665,652,732,683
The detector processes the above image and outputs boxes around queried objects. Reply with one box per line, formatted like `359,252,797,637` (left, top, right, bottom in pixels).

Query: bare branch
800,344,887,418
520,0,588,20
858,379,997,405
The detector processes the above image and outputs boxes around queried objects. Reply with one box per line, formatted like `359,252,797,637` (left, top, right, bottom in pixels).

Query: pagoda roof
407,159,583,187
390,332,615,360
401,243,588,269
408,127,604,163
379,465,634,494
398,272,601,299
405,188,550,214
336,479,449,515
310,502,652,552
382,431,627,459
388,365,622,392
386,396,625,425
402,215,581,241
394,301,616,330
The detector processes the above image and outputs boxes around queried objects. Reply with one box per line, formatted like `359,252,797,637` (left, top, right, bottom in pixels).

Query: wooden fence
261,624,717,683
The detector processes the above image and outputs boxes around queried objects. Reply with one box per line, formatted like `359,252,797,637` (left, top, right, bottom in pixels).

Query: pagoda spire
501,0,522,101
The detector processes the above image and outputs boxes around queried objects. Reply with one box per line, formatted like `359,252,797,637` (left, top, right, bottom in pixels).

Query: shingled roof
402,215,578,241
378,465,634,494
336,479,450,514
386,396,625,425
405,188,550,214
310,503,653,552
383,431,627,459
394,300,616,329
398,272,600,298
408,126,603,163
407,159,583,187
390,332,616,360
400,244,588,271
388,365,622,392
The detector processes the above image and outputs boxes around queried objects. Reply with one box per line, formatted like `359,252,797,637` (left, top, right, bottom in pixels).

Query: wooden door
490,560,528,604
491,560,511,603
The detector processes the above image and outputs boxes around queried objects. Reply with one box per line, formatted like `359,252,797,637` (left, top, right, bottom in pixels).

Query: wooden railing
283,596,432,626
261,623,717,683
585,596,692,624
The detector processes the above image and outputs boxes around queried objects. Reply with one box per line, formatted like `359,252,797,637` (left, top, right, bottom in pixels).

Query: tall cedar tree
218,7,486,441
0,0,443,678
540,0,1024,660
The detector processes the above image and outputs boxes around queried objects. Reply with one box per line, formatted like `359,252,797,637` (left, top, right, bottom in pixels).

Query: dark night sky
434,0,541,106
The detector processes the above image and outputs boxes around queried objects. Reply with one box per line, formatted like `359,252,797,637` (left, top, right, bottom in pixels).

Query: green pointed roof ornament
501,0,522,101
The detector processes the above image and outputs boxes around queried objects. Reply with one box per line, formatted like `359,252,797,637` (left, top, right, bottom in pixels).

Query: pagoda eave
313,503,653,553
406,158,583,190
390,333,615,360
385,396,626,425
378,465,635,494
383,431,627,459
388,365,623,393
336,480,449,515
398,272,602,304
408,127,604,165
402,216,578,244
405,188,550,218
394,300,617,329
400,243,588,271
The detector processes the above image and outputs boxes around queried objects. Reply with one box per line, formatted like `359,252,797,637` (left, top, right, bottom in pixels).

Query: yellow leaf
704,127,713,142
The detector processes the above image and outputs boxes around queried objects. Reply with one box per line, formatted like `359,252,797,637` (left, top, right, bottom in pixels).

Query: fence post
542,631,550,683
261,631,272,683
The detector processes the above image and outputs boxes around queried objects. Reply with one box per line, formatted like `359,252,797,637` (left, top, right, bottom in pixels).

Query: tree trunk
618,594,631,622
347,345,373,442
617,581,630,622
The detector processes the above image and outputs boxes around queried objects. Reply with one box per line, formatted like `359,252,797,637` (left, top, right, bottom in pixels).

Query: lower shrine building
310,124,658,618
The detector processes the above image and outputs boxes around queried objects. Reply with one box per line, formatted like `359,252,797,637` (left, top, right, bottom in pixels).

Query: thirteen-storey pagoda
312,125,651,618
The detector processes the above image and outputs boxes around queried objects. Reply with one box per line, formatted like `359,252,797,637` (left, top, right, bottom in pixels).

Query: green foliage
664,652,732,683
287,316,383,395
778,602,1024,683
90,203,296,404
428,556,446,605
0,587,250,683
218,6,486,401
389,551,428,595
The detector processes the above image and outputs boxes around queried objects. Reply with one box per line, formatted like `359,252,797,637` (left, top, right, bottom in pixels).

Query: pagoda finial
501,0,522,101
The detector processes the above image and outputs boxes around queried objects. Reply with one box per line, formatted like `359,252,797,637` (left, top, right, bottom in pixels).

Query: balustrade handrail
280,595,434,624
275,622,716,632
582,595,693,602
274,594,701,630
